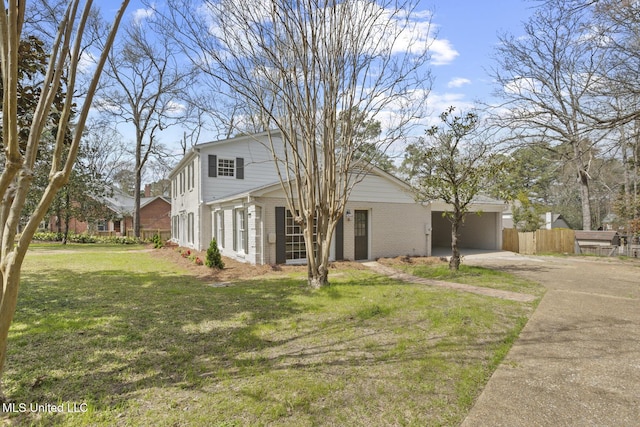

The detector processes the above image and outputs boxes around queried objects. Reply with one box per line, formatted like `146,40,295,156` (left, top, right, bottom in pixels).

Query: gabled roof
194,129,280,150
101,189,170,217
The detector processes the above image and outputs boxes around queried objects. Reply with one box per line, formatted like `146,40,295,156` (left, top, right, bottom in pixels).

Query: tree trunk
0,260,22,384
578,169,592,231
133,158,142,238
305,223,333,289
449,213,461,271
308,269,329,289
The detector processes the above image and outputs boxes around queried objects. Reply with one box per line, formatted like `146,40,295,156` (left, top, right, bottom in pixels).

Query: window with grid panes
218,158,235,177
235,208,247,253
285,210,317,260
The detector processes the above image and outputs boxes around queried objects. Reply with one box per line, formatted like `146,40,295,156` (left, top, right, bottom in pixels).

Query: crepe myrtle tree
0,0,129,386
159,0,433,288
402,107,507,271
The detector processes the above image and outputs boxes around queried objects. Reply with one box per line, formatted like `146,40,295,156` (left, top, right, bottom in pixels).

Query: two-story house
169,130,505,265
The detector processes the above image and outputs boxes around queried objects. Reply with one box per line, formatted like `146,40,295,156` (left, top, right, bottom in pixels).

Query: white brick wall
341,201,431,260
257,197,431,263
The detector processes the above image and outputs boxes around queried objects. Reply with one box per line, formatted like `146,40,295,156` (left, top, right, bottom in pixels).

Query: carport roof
429,194,507,212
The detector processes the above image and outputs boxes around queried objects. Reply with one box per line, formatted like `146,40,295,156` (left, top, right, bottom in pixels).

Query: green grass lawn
381,259,547,297
2,245,542,426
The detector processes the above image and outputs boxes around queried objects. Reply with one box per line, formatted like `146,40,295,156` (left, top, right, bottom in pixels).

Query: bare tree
96,16,196,237
82,118,129,182
490,0,612,230
591,1,640,232
0,0,129,386
161,0,432,287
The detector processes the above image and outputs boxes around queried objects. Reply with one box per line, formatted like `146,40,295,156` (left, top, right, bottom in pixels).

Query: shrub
151,233,164,249
68,234,97,244
31,232,140,245
98,236,140,245
33,232,64,242
205,238,224,269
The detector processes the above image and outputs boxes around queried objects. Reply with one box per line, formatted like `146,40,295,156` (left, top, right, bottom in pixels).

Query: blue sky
96,0,537,149
423,0,535,115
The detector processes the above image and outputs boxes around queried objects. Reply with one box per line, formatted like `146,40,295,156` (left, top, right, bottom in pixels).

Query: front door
354,210,368,260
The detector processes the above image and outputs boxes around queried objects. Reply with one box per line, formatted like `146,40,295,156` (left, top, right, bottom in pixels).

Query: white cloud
133,7,155,25
424,92,476,126
78,50,97,73
447,77,471,88
429,38,459,65
503,76,539,95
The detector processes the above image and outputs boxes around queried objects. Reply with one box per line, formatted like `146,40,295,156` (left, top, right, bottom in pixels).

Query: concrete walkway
459,253,640,426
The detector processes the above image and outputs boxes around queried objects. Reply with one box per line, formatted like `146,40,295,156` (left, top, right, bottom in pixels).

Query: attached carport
429,196,506,251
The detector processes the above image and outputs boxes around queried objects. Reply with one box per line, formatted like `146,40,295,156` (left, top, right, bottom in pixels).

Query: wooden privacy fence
502,228,575,255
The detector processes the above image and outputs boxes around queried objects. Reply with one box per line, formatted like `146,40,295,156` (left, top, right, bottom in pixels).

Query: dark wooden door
354,210,368,260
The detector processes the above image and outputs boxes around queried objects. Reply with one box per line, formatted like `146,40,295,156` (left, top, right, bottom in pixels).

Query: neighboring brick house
49,187,171,236
169,130,505,265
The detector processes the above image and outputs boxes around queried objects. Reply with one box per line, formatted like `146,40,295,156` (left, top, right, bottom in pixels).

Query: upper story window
218,158,235,177
208,155,244,179
187,161,195,190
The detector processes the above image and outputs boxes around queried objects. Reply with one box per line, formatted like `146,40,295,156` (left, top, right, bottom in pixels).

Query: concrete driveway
459,253,640,427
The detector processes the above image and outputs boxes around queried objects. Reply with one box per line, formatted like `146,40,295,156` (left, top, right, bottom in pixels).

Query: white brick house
169,131,504,264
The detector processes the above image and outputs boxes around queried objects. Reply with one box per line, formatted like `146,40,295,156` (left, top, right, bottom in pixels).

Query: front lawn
2,245,542,426
379,256,546,297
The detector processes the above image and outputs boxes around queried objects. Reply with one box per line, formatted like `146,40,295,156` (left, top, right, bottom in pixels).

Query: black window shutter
275,207,286,264
335,216,344,261
236,157,244,179
208,155,217,177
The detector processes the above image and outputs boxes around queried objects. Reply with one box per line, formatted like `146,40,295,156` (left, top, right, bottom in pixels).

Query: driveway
459,253,640,426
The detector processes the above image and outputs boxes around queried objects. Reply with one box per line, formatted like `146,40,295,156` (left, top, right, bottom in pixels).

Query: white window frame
187,161,195,190
285,210,316,262
187,212,195,245
215,210,225,248
218,158,235,177
172,216,179,240
234,208,247,254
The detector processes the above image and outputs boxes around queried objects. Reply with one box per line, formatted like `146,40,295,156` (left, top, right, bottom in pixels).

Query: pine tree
205,238,224,269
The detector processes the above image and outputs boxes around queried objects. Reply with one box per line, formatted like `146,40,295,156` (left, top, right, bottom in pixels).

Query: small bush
151,233,164,249
205,238,224,269
68,234,97,244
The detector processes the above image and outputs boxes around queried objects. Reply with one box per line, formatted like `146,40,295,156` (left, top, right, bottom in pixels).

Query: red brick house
49,187,171,236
